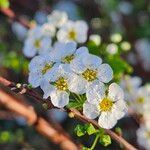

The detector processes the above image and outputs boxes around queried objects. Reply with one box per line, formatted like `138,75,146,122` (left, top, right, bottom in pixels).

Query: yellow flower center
82,69,97,81
55,77,68,91
136,97,144,104
147,132,150,139
99,98,113,112
62,54,75,63
42,63,53,75
68,30,76,40
34,39,41,48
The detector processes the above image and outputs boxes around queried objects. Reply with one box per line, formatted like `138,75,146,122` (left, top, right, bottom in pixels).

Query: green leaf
74,124,86,137
98,128,105,135
84,124,97,135
115,127,122,136
0,0,10,8
87,41,100,56
82,146,90,150
99,134,111,147
106,55,133,81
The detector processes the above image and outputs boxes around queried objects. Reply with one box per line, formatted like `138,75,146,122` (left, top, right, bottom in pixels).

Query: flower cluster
27,10,127,129
23,10,88,58
120,76,150,149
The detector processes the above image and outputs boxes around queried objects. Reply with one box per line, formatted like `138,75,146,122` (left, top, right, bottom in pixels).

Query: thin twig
0,76,138,150
0,88,80,150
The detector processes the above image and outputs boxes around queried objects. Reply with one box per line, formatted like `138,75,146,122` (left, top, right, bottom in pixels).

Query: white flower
137,124,150,150
51,41,88,64
83,82,127,129
11,22,27,41
120,76,142,102
120,41,131,51
110,33,122,43
23,26,52,58
135,38,150,71
47,10,68,28
89,34,101,46
57,20,88,43
28,55,59,88
40,64,85,107
70,53,113,93
41,23,56,37
106,43,118,54
130,86,150,114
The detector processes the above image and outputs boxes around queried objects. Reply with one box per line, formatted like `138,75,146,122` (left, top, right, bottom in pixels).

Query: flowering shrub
0,1,150,149
23,10,129,148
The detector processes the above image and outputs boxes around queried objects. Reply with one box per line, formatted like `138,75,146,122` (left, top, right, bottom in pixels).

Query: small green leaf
99,134,111,147
84,124,97,135
115,127,122,136
74,124,86,137
82,146,90,150
98,128,105,135
0,0,10,8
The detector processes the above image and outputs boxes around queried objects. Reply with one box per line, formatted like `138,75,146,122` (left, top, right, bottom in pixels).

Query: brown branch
0,8,31,29
0,88,80,150
0,76,138,150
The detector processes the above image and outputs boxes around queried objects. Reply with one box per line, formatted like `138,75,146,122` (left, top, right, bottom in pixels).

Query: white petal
112,100,127,120
83,101,100,119
75,21,88,34
23,39,37,58
44,63,60,82
40,80,55,99
28,72,42,88
70,54,87,74
56,29,68,43
65,41,77,54
75,46,89,56
108,83,124,101
29,55,45,72
39,37,52,54
76,32,87,43
68,73,86,94
50,90,69,108
97,63,113,83
98,112,117,129
86,81,105,105
83,54,102,69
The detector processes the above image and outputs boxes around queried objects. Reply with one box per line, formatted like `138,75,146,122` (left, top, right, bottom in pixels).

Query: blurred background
0,0,150,149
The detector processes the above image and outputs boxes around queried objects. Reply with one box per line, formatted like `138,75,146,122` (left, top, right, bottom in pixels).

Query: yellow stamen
55,77,68,91
34,39,41,48
136,97,144,104
68,30,76,40
42,63,53,75
99,97,113,112
82,68,97,81
147,132,150,139
62,54,75,63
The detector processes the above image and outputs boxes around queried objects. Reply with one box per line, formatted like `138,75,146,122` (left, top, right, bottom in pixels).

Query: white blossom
23,26,52,58
70,52,113,93
40,64,85,107
47,10,68,28
28,55,59,88
57,20,88,43
137,124,150,150
106,43,118,54
50,41,88,64
11,22,27,41
110,33,122,43
89,34,101,46
41,23,56,37
83,82,127,129
135,38,150,71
